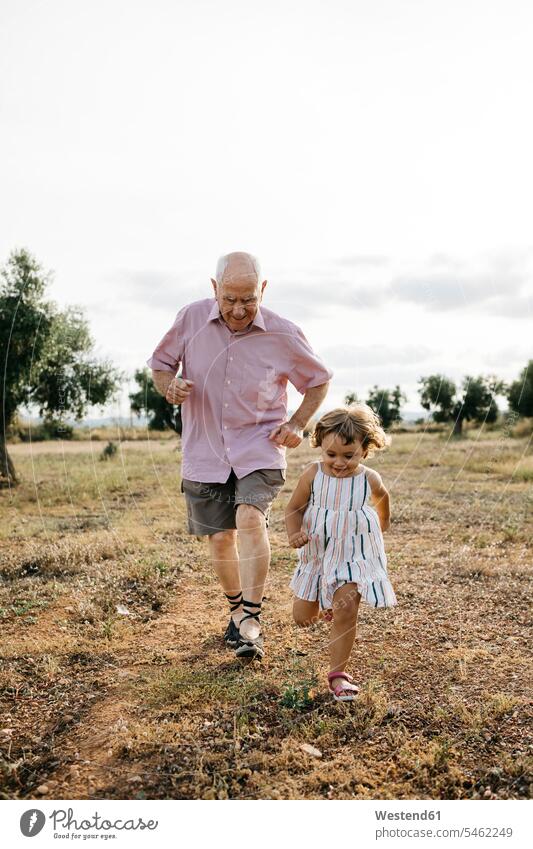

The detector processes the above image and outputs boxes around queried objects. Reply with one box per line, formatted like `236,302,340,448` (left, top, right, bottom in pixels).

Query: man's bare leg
207,529,243,626
235,504,270,640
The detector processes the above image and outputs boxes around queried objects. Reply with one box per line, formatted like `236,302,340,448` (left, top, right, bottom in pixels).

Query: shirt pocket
240,364,280,405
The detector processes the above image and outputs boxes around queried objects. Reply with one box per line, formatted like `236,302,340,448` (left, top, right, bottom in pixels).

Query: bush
41,419,74,440
100,441,118,461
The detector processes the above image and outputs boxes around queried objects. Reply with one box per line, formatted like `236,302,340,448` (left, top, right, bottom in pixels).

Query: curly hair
309,403,391,457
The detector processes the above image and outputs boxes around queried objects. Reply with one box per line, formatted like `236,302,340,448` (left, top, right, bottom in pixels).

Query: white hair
215,252,261,285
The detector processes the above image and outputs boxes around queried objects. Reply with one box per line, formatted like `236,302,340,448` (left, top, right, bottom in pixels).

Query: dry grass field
1,427,532,800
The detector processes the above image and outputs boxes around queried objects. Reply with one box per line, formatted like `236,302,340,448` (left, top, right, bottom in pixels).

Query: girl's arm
285,464,315,547
366,468,391,532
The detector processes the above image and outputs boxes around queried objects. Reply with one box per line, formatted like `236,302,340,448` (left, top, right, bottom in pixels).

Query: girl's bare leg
293,597,320,626
329,583,361,688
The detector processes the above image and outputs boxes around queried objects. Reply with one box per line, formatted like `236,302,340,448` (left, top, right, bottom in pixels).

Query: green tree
418,373,505,436
507,360,533,417
1,249,123,485
129,368,182,433
344,392,359,405
366,384,407,428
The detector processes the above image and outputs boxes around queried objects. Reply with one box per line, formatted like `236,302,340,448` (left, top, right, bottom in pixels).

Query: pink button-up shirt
147,298,333,482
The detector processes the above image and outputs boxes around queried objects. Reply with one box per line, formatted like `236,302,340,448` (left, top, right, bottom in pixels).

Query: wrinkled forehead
218,269,261,297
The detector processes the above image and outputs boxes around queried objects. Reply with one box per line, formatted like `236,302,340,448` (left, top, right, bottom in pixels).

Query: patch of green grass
501,525,519,542
0,598,48,618
146,667,266,708
513,467,533,482
280,678,317,710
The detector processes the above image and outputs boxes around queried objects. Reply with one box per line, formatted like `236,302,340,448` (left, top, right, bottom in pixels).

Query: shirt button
224,426,228,430
227,380,231,384
224,403,228,408
229,356,233,361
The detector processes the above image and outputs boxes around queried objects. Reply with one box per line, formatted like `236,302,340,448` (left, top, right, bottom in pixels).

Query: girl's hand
288,531,309,548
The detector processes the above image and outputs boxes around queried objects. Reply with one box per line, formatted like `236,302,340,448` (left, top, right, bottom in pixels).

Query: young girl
285,404,397,701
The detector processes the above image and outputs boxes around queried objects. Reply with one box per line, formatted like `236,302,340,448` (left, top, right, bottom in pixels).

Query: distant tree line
344,367,532,434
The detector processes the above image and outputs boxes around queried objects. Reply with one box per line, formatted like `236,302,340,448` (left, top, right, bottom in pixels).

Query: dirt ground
1,429,532,799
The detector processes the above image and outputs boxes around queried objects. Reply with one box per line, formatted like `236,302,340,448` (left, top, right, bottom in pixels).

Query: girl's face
320,432,367,477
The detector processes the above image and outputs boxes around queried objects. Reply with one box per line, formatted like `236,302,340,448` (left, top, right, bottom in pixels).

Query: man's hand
268,421,303,448
288,530,309,548
165,377,194,405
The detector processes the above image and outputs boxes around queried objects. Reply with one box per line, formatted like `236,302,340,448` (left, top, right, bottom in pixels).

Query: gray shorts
180,468,286,536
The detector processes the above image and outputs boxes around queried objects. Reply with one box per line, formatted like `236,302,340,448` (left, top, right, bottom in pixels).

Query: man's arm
269,382,330,448
288,382,329,430
152,370,174,397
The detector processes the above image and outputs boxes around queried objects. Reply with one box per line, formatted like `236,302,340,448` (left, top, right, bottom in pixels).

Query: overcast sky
1,0,532,420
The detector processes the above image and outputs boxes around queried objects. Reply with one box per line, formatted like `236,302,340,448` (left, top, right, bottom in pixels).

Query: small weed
501,525,519,542
37,654,61,680
487,693,521,719
280,679,317,710
101,618,115,640
384,722,409,749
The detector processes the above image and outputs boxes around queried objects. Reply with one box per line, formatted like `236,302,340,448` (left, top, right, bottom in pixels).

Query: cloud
481,345,532,368
274,250,533,319
321,344,434,368
335,254,390,268
272,278,386,314
385,249,533,317
485,294,532,319
427,253,464,270
111,269,209,310
390,270,526,311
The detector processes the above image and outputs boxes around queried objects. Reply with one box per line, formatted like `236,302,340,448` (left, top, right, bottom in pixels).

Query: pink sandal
327,671,359,702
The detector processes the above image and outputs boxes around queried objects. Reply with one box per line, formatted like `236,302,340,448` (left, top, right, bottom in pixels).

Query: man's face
211,271,267,332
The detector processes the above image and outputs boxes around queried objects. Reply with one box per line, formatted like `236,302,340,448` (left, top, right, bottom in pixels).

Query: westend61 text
375,810,441,821
50,809,158,832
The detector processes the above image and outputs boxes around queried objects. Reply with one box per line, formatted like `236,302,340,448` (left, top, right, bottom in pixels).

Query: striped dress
290,460,397,610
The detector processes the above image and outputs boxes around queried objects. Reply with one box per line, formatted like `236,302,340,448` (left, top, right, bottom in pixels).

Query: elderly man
147,251,332,660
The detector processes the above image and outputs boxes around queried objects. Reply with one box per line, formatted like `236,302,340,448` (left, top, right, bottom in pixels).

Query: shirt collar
207,298,266,332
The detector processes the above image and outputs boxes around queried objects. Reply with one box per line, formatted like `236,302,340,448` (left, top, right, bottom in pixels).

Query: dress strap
310,460,321,503
361,467,369,503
